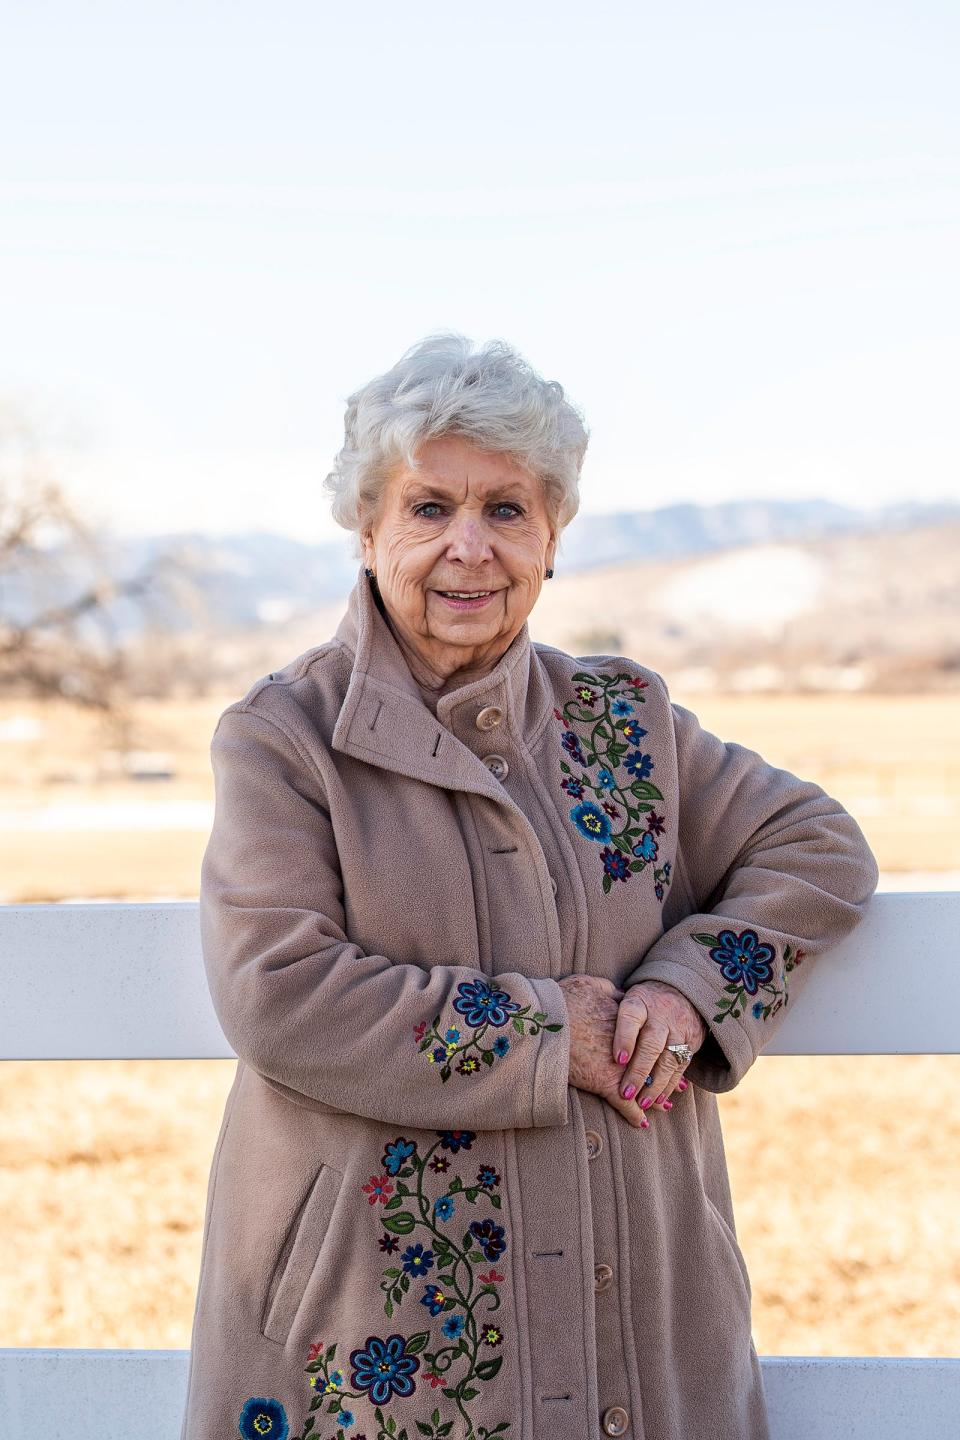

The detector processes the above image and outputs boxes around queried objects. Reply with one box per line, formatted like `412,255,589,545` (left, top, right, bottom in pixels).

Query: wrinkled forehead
387,441,542,504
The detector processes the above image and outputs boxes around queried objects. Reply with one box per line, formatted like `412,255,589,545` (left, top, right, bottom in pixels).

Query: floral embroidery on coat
556,671,672,898
692,926,806,1023
414,978,563,1082
242,1131,512,1440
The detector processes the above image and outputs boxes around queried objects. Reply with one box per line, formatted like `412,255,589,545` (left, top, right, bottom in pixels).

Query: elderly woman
181,333,878,1440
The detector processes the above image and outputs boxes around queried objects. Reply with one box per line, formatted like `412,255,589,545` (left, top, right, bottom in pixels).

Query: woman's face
360,434,558,686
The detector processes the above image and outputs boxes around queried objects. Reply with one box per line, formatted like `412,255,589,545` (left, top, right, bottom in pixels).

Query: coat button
585,1129,603,1160
483,754,509,782
601,1405,630,1436
594,1262,614,1292
475,705,503,731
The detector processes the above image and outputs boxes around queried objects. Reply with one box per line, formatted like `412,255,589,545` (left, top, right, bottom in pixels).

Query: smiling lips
435,588,499,609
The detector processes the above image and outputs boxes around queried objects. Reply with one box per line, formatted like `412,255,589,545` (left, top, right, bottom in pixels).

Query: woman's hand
558,975,658,1130
612,979,707,1113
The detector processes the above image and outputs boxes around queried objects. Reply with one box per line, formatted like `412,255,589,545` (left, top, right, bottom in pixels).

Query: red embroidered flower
361,1174,394,1204
629,676,649,690
413,1020,427,1042
424,1370,445,1388
603,802,620,818
646,810,666,835
479,1268,505,1285
307,1340,324,1362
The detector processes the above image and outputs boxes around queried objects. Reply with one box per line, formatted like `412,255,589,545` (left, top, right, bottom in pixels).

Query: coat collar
330,567,553,799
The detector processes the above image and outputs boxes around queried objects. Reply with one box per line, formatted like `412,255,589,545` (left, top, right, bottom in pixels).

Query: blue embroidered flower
477,1164,500,1187
561,776,585,798
442,1313,467,1339
400,1242,434,1276
708,929,776,995
350,1333,420,1403
596,767,616,791
655,882,664,901
570,800,612,843
561,730,587,765
382,1137,416,1175
444,1026,460,1042
611,698,635,717
421,1283,447,1316
452,979,521,1028
492,1034,510,1057
633,832,659,862
239,1398,289,1440
339,1411,355,1428
434,1194,455,1222
601,847,630,882
663,861,672,879
622,719,647,742
752,1000,765,1018
624,750,654,779
436,1129,476,1151
469,1217,507,1261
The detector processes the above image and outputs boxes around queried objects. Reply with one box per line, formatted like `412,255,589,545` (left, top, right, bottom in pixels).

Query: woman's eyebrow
402,479,526,502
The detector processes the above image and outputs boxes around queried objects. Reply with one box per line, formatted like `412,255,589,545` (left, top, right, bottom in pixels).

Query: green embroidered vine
557,671,672,898
243,1132,513,1440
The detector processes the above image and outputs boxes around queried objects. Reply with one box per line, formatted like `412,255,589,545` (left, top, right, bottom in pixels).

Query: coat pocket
261,1160,345,1346
705,1193,753,1302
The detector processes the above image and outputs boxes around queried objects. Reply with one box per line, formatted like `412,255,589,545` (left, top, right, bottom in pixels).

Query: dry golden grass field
1,692,958,1357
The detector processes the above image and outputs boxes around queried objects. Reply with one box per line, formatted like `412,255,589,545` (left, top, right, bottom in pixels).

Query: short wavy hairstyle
323,331,589,539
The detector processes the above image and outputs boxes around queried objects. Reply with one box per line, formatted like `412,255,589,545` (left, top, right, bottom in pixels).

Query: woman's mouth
434,589,498,611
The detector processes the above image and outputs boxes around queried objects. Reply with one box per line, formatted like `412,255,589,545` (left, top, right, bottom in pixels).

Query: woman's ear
545,526,558,577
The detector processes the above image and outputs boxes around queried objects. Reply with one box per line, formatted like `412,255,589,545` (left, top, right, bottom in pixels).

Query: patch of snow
662,546,824,635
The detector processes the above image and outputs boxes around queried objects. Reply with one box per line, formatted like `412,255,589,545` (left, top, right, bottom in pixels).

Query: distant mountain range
5,497,958,643
94,497,960,632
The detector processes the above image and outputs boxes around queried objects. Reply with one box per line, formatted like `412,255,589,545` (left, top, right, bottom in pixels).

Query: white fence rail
1,894,958,1439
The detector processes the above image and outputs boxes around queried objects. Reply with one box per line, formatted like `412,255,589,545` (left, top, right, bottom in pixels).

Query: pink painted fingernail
617,1050,629,1065
655,1094,666,1104
678,1077,688,1091
661,1099,673,1110
639,1116,650,1129
640,1096,654,1110
622,1083,637,1099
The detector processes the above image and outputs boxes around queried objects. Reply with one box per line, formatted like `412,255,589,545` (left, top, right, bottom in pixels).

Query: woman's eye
492,503,522,519
414,502,443,518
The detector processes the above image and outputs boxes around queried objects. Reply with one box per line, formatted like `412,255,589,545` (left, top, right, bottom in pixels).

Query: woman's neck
384,612,511,703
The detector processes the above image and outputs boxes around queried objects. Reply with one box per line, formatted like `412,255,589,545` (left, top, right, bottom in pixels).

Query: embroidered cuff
626,923,808,1092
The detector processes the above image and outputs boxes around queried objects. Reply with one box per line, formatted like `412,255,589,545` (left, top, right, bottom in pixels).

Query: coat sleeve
621,685,879,1092
199,704,571,1131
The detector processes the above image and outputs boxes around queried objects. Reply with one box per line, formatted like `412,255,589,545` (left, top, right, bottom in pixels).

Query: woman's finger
645,1048,689,1109
620,1018,669,1106
611,990,648,1068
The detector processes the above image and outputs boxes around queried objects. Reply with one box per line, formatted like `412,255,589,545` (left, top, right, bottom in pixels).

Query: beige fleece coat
181,569,878,1440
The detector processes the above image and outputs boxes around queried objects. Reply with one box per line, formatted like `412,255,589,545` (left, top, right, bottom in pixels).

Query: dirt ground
1,692,958,1356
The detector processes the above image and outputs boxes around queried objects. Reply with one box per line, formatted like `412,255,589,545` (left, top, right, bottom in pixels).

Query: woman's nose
445,515,493,566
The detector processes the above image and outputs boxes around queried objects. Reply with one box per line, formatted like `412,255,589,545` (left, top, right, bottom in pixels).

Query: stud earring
545,567,554,579
364,566,374,579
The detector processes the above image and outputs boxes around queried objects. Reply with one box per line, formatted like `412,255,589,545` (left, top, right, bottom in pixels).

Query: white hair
323,331,589,538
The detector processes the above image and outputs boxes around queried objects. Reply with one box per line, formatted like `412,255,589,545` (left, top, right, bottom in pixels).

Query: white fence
1,894,959,1438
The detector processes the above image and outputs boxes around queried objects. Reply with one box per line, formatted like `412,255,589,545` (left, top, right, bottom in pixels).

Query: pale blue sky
2,1,957,541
